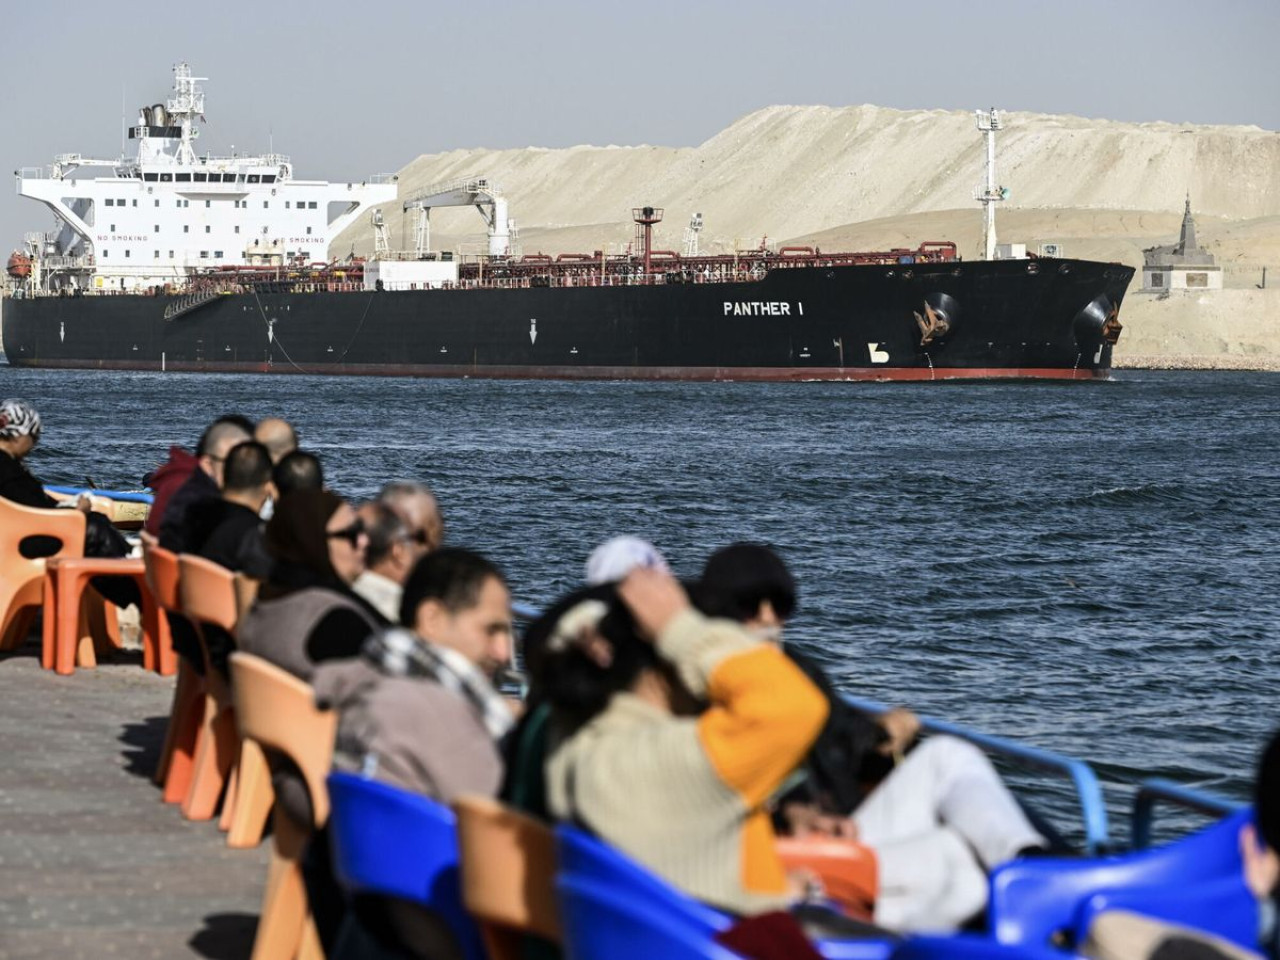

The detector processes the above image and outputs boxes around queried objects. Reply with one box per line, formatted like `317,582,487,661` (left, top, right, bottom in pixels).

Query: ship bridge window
248,175,260,184
308,201,317,209
105,198,114,206
154,250,159,259
144,173,158,182
263,201,270,209
205,200,211,208
176,173,191,182
125,250,131,258
285,202,290,209
263,175,276,184
159,173,172,182
194,173,207,182
214,250,223,258
200,251,208,258
110,224,115,233
132,199,137,207
154,224,159,232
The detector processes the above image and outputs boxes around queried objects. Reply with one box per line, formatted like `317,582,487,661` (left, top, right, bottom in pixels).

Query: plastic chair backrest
178,554,240,633
989,807,1253,947
454,794,561,943
0,498,85,640
889,934,1084,960
326,771,484,960
140,532,181,613
554,824,732,934
557,876,742,960
1077,873,1258,951
228,652,336,826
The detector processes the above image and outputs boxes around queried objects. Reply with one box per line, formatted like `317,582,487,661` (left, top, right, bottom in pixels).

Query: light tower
682,212,704,258
632,206,664,276
974,107,1008,261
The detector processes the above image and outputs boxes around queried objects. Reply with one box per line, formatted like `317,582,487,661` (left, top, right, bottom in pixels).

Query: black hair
696,542,797,623
1257,728,1280,853
399,547,505,627
222,440,273,492
364,501,410,568
273,450,324,497
196,414,255,455
525,584,658,731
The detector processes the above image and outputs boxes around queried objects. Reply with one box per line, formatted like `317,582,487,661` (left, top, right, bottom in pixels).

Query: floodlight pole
975,107,1005,261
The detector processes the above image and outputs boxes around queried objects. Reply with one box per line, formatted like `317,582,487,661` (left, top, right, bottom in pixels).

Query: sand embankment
335,104,1280,369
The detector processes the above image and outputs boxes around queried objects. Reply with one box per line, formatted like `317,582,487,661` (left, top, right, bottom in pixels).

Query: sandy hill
336,104,1280,259
334,104,1280,368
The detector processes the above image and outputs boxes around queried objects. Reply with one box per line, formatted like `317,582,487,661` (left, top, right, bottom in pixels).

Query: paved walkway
0,633,267,960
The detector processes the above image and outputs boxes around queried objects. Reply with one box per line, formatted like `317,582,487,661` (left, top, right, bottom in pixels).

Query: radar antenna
974,107,1008,261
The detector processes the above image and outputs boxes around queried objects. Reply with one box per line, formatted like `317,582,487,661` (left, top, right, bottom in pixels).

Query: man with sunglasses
353,482,443,623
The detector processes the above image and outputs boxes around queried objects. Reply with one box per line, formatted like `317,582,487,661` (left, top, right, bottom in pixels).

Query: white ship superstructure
14,63,396,293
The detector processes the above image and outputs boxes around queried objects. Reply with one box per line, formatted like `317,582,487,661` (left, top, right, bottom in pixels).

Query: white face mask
747,624,783,645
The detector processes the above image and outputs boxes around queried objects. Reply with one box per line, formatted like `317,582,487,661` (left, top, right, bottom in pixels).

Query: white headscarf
0,400,42,441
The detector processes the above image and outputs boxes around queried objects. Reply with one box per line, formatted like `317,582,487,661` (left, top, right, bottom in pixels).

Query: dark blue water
4,366,1277,843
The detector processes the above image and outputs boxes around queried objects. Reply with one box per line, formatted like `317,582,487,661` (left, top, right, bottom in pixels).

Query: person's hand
1240,823,1280,899
75,494,92,515
618,568,690,640
877,707,921,757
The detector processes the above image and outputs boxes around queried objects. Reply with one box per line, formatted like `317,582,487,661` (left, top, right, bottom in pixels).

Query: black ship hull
2,259,1134,381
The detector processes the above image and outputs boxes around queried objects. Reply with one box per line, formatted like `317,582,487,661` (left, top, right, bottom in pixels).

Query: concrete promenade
0,634,267,960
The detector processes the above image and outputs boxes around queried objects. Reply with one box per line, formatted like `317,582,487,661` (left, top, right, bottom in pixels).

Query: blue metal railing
45,485,155,505
1130,778,1244,850
844,694,1111,855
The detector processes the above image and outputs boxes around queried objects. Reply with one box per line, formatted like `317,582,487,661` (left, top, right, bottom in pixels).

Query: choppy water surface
4,366,1277,842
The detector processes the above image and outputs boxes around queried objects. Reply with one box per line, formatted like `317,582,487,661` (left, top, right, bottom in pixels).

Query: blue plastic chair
326,771,485,960
1076,873,1257,950
555,825,893,960
558,875,743,960
989,807,1254,949
890,934,1084,960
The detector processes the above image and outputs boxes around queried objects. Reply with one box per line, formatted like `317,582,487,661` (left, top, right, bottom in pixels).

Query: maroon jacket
144,445,199,536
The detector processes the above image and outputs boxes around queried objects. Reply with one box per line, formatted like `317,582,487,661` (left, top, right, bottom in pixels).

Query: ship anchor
1100,304,1123,345
914,300,950,346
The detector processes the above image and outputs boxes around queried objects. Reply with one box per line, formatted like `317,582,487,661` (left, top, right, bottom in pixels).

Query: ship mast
974,107,1007,261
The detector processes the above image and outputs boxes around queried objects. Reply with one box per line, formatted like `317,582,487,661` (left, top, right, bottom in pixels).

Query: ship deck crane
402,177,512,258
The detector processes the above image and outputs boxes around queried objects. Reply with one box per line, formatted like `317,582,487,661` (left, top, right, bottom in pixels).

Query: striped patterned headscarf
0,400,42,441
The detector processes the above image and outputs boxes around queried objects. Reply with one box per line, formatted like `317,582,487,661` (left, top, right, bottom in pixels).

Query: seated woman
539,566,829,916
0,399,136,607
695,542,1047,932
236,488,387,681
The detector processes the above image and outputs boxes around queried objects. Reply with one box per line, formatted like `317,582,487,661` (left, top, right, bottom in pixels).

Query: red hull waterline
4,359,1111,382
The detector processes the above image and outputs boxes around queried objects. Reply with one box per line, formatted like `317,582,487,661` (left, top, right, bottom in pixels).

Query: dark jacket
158,467,219,553
0,450,57,508
195,500,273,579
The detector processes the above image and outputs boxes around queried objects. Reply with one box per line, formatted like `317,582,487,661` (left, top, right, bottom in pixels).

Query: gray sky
3,0,1277,246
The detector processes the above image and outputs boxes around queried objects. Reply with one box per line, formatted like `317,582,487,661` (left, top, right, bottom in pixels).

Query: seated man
353,482,443,623
157,417,252,553
695,542,1047,932
540,567,829,916
194,439,274,578
313,547,515,800
144,413,254,537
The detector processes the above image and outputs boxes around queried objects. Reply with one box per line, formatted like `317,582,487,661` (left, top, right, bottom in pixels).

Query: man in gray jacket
312,547,515,801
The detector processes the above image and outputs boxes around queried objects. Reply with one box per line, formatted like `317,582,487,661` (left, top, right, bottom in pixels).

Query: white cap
584,536,670,585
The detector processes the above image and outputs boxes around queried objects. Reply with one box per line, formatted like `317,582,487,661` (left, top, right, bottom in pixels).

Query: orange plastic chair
41,556,157,675
229,651,336,960
0,498,85,652
142,533,203,794
776,835,879,920
454,795,561,960
177,554,248,822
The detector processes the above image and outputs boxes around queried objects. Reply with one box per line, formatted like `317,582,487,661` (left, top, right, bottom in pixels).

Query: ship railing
1130,778,1244,850
844,694,1111,855
15,166,52,184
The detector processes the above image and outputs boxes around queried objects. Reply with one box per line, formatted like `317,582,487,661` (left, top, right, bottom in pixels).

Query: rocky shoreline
1113,355,1280,371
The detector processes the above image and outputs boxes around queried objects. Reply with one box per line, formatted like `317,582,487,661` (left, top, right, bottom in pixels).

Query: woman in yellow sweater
543,567,830,914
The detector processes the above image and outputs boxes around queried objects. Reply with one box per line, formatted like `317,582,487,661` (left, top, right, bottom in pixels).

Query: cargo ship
3,65,1132,381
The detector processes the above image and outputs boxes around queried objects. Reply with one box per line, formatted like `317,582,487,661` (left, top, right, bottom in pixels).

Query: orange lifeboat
6,252,32,278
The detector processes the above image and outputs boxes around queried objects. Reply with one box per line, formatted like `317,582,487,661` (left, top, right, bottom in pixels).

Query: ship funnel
142,106,154,126
152,103,167,127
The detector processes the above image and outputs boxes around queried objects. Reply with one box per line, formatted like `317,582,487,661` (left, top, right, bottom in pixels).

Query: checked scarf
362,628,515,740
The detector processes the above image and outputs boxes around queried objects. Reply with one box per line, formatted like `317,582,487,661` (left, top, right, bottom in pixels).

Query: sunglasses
326,519,367,546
